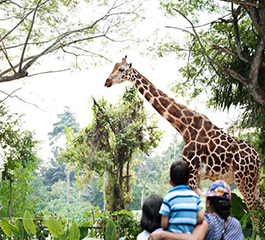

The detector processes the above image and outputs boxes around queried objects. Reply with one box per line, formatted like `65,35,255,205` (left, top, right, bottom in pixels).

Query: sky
1,53,240,162
0,0,239,162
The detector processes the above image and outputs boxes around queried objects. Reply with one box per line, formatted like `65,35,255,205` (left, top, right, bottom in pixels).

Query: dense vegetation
0,0,265,239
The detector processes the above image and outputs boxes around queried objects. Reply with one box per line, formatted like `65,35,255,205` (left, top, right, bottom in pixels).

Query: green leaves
0,104,39,217
47,217,64,238
60,87,162,211
69,222,80,240
105,219,117,240
0,208,141,239
1,218,19,237
23,210,36,235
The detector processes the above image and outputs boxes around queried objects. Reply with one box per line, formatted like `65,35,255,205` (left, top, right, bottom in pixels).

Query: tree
36,180,93,223
157,0,265,162
0,104,39,218
0,0,144,85
61,86,162,212
48,106,80,203
48,106,80,144
129,134,184,210
159,0,264,106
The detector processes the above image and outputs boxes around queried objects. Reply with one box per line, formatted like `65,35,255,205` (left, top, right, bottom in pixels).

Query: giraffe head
105,55,132,87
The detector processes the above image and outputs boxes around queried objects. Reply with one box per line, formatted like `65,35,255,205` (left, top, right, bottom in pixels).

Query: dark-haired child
159,160,204,234
203,180,244,240
137,194,163,240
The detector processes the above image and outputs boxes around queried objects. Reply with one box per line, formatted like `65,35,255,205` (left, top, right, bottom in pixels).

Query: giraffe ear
129,63,132,68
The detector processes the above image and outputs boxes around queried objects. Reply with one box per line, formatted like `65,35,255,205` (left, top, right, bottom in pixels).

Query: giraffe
104,56,263,210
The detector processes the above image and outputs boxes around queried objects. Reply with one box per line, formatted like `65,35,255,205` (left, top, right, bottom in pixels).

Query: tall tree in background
157,0,265,161
61,86,162,212
48,106,80,203
0,0,145,86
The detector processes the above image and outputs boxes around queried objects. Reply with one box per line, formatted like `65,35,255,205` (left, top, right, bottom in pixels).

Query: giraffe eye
119,68,125,72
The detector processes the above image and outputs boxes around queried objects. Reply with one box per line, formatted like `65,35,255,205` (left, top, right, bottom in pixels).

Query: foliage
230,193,265,239
0,104,39,218
0,0,145,84
128,135,184,210
34,180,93,223
156,1,265,152
84,207,141,240
0,208,141,239
0,212,80,240
60,86,162,212
105,219,117,240
48,106,80,144
31,107,103,223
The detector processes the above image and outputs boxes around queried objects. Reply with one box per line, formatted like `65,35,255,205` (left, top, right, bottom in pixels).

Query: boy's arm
196,209,204,224
161,215,169,230
149,220,208,240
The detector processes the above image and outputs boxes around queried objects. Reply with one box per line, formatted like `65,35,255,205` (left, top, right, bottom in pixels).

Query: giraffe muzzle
105,78,112,87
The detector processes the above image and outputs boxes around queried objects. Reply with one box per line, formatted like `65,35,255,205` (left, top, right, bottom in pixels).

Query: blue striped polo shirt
159,185,203,234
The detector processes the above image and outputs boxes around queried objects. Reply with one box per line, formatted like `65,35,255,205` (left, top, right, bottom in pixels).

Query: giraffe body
105,56,262,210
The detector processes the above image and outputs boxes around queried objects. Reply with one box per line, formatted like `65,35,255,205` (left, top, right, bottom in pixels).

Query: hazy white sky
0,1,239,161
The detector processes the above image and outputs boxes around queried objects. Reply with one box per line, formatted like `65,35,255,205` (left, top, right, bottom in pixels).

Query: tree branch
0,88,45,110
0,34,16,74
220,0,259,8
248,0,265,84
27,68,71,77
171,6,265,106
19,0,42,72
231,4,250,63
172,8,220,76
0,0,142,83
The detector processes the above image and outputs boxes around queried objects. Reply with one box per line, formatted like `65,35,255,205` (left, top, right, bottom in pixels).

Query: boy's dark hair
208,197,231,220
140,194,163,233
170,160,190,186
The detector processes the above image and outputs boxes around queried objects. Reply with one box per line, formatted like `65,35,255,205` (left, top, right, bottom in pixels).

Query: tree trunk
126,161,130,193
66,168,70,204
103,172,107,211
118,160,124,210
8,179,13,218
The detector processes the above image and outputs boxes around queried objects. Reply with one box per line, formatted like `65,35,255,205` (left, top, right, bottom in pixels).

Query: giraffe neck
123,68,219,143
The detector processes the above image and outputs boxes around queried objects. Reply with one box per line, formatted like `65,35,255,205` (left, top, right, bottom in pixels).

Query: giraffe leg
234,172,257,210
233,171,263,237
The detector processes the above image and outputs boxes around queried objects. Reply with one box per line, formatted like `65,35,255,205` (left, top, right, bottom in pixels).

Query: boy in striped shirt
159,160,204,234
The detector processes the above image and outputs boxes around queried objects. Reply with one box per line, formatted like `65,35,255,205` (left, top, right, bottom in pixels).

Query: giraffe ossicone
104,56,263,210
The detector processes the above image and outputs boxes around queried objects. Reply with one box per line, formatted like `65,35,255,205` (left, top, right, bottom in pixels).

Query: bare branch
166,25,194,36
231,4,250,63
0,34,16,74
19,0,42,72
0,55,34,78
64,46,112,63
248,1,265,84
220,0,259,8
27,68,71,77
243,5,260,31
0,88,45,110
172,8,220,75
0,87,22,102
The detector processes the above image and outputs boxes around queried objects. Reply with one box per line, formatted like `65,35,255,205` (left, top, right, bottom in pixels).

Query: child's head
170,160,190,186
140,194,163,233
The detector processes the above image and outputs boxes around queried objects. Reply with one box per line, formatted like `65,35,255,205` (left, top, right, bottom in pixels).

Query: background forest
0,0,265,239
